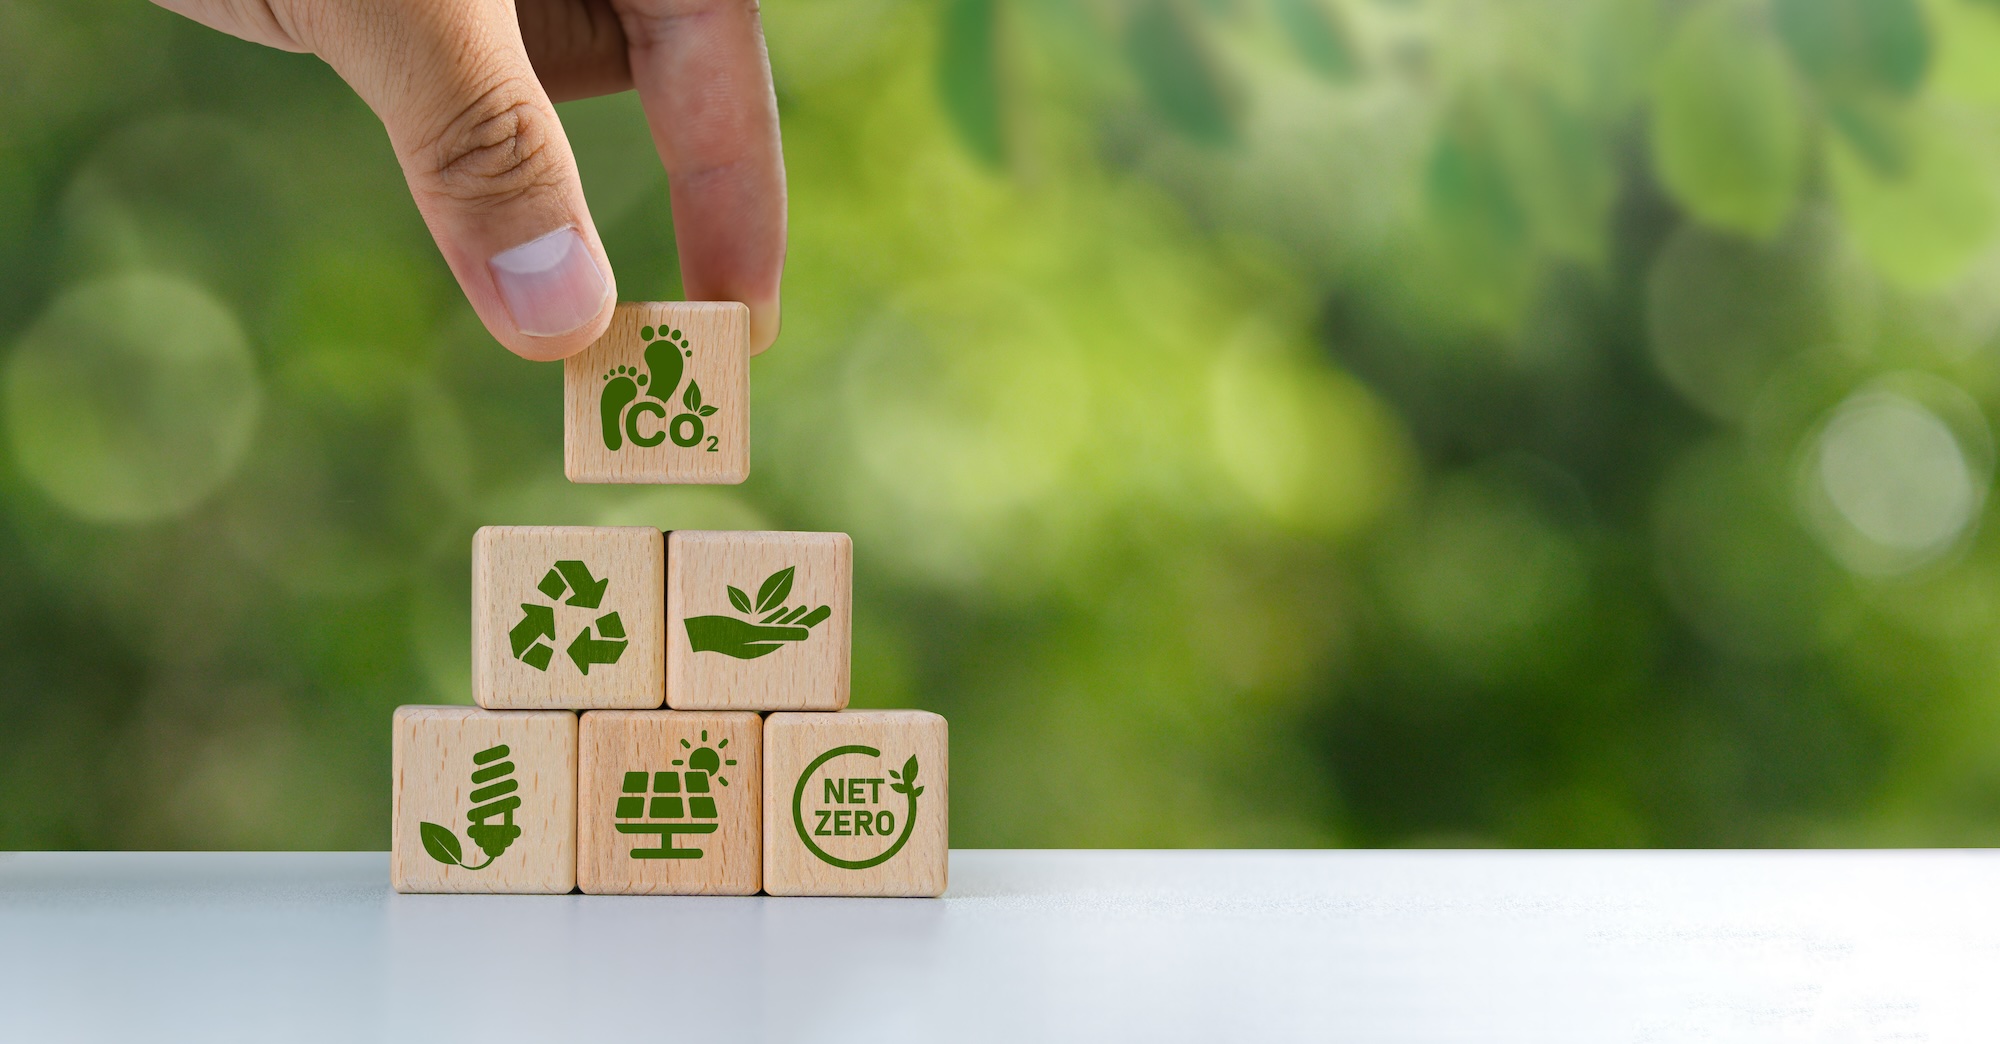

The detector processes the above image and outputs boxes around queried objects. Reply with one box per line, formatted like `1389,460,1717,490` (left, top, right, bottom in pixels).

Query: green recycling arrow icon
538,560,609,609
568,612,627,674
512,561,627,674
510,603,557,670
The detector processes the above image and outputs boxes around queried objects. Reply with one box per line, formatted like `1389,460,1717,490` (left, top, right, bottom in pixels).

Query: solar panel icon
613,732,734,858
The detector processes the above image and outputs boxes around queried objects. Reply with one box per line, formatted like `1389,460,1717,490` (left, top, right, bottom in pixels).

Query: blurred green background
5,0,2000,849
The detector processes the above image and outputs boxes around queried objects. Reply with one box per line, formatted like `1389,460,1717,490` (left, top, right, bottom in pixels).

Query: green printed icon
420,744,520,870
615,731,736,858
510,560,627,674
685,566,830,660
600,324,720,453
791,746,922,870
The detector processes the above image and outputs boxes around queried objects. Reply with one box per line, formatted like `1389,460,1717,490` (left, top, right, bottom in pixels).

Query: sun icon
673,730,737,786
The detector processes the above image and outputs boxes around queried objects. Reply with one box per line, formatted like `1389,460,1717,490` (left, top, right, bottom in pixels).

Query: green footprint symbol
640,324,688,404
599,364,646,451
599,325,695,452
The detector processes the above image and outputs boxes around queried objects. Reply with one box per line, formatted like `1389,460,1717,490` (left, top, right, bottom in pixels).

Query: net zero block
392,706,578,894
666,530,853,711
473,526,665,710
577,710,763,895
564,302,749,484
763,711,948,897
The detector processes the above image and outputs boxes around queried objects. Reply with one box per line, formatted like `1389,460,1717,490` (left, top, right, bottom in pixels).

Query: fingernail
489,227,610,337
748,294,781,354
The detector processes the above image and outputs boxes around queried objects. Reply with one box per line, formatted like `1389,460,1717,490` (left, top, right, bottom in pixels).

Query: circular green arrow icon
791,744,921,870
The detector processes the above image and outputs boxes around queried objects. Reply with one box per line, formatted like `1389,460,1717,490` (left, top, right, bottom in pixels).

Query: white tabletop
2,850,1996,1042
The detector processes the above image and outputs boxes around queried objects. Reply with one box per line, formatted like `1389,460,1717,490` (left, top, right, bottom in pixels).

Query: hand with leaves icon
685,616,817,658
686,566,831,660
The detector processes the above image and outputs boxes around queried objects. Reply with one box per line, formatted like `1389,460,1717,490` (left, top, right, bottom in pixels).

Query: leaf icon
756,566,795,613
727,585,752,614
683,380,703,412
698,405,717,417
419,822,464,867
891,755,923,796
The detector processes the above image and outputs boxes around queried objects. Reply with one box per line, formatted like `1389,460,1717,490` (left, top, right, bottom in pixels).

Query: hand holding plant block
667,531,852,711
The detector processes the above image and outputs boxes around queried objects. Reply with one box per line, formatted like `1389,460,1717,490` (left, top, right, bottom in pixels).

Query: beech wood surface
577,709,762,895
666,530,852,711
763,710,948,897
391,706,577,894
563,302,749,484
472,526,665,710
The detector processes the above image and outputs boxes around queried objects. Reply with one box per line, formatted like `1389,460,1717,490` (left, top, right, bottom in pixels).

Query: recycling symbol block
509,560,629,675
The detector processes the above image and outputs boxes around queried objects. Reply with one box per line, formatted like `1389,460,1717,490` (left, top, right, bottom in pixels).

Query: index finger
616,0,786,353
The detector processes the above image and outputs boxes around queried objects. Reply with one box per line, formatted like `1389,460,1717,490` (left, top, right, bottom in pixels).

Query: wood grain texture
473,526,664,709
666,530,852,711
564,302,749,484
391,706,577,894
763,711,948,897
577,710,762,895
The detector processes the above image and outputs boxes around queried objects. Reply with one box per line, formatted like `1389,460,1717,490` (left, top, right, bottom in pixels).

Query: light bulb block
473,525,665,709
392,706,577,894
763,711,948,897
577,710,763,894
666,530,853,711
564,302,749,484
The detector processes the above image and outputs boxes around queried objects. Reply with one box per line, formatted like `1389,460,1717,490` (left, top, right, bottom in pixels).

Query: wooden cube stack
395,530,947,898
393,305,946,898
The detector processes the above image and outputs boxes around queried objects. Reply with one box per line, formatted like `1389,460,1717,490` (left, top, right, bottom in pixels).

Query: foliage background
5,0,2000,849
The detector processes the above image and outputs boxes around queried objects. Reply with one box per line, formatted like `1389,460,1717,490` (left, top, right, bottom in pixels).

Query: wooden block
576,710,763,895
762,711,948,897
472,526,665,710
564,302,749,484
392,706,577,894
666,530,852,711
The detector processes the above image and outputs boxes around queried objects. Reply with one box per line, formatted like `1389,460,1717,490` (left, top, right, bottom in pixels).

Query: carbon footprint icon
640,324,689,403
599,324,696,452
600,365,647,450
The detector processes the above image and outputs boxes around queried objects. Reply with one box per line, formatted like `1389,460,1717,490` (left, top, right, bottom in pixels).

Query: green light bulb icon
419,744,522,870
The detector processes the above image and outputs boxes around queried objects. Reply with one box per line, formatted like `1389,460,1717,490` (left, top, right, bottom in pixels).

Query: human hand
151,0,785,360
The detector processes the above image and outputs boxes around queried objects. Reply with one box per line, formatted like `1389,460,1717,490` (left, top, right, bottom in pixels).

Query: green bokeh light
7,0,2000,851
5,273,261,523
